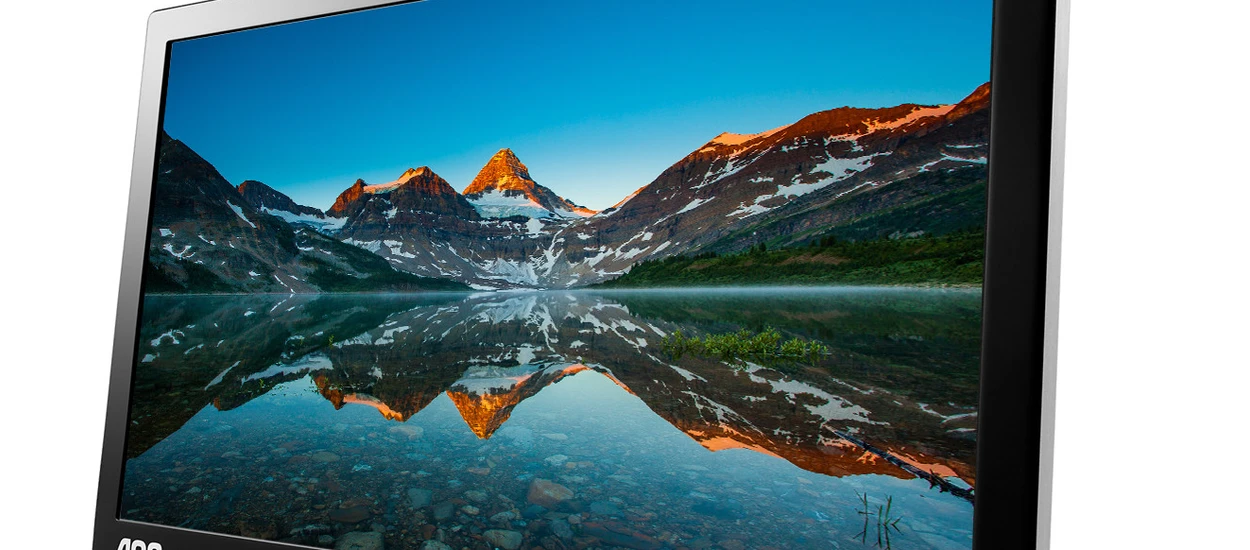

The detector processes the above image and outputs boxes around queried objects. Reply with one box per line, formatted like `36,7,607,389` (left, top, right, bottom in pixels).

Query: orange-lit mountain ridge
445,364,593,438
463,148,598,219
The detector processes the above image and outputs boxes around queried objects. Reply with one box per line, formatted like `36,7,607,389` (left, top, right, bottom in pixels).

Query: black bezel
93,1,1065,548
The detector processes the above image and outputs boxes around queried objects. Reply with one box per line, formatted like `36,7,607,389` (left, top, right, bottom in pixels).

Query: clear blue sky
164,0,992,211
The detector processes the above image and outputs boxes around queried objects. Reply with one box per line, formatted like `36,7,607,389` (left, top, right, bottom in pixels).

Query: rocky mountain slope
145,132,469,294
540,83,992,284
149,83,990,291
323,165,553,288
237,179,344,234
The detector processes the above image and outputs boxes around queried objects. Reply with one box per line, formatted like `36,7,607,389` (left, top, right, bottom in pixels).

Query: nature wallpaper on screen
121,1,992,549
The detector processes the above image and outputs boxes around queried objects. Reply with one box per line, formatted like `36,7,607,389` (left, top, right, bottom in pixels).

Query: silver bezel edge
1036,0,1070,548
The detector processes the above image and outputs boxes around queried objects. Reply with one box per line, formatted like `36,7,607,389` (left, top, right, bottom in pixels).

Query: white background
1,0,1247,547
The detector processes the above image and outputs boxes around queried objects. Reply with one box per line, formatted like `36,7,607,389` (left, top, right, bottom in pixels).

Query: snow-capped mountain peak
463,148,596,219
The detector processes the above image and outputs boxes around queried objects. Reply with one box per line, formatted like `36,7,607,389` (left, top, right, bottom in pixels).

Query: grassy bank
596,229,985,288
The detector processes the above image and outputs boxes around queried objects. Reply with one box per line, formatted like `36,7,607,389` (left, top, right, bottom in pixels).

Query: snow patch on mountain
918,154,988,173
730,153,883,218
162,243,194,259
243,353,333,383
481,258,539,286
374,325,410,345
743,363,879,425
468,189,553,219
226,201,256,228
677,197,712,215
261,206,346,233
384,240,416,259
812,153,882,180
205,360,241,389
695,154,760,190
525,218,545,236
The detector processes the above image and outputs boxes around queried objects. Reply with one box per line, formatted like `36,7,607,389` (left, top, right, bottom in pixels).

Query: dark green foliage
265,217,300,256
818,181,988,244
180,261,236,293
597,229,985,288
661,327,829,369
144,258,234,293
142,260,184,293
608,290,983,406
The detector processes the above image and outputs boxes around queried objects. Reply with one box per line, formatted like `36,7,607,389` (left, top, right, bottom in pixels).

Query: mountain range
147,83,990,292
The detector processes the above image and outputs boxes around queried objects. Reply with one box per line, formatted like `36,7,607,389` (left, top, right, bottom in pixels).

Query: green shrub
661,327,829,368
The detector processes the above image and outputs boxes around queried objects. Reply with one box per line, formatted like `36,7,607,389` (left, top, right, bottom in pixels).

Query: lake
120,288,981,549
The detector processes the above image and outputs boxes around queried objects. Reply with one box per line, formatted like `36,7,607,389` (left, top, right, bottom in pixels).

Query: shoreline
143,283,984,298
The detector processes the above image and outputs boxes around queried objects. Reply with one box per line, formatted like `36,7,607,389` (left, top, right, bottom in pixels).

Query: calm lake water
121,288,981,549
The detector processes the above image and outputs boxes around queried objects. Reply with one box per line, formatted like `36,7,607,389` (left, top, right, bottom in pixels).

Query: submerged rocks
329,505,372,524
526,478,574,508
335,530,384,550
691,499,746,520
590,500,622,516
582,522,662,550
497,426,534,449
290,524,332,539
550,518,574,540
483,529,524,550
490,510,517,523
431,501,455,522
407,488,432,509
387,425,423,440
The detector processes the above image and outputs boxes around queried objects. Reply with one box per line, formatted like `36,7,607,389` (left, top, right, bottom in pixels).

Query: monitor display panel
121,1,993,548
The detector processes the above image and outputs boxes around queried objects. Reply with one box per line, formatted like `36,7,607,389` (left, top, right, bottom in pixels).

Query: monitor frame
93,1,1068,549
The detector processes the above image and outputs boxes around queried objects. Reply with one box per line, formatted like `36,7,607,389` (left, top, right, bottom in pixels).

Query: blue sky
164,0,992,211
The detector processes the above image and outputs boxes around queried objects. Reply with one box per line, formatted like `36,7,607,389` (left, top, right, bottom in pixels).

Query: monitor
95,1,1067,549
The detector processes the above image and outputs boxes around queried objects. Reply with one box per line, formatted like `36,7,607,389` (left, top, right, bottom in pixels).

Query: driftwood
832,430,975,503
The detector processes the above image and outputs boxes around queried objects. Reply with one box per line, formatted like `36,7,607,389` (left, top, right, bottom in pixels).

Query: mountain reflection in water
122,289,979,549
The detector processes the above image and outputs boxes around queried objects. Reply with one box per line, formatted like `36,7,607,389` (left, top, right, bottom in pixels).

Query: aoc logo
118,539,162,550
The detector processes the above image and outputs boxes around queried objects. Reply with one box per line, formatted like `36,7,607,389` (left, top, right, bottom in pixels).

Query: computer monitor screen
123,1,992,548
